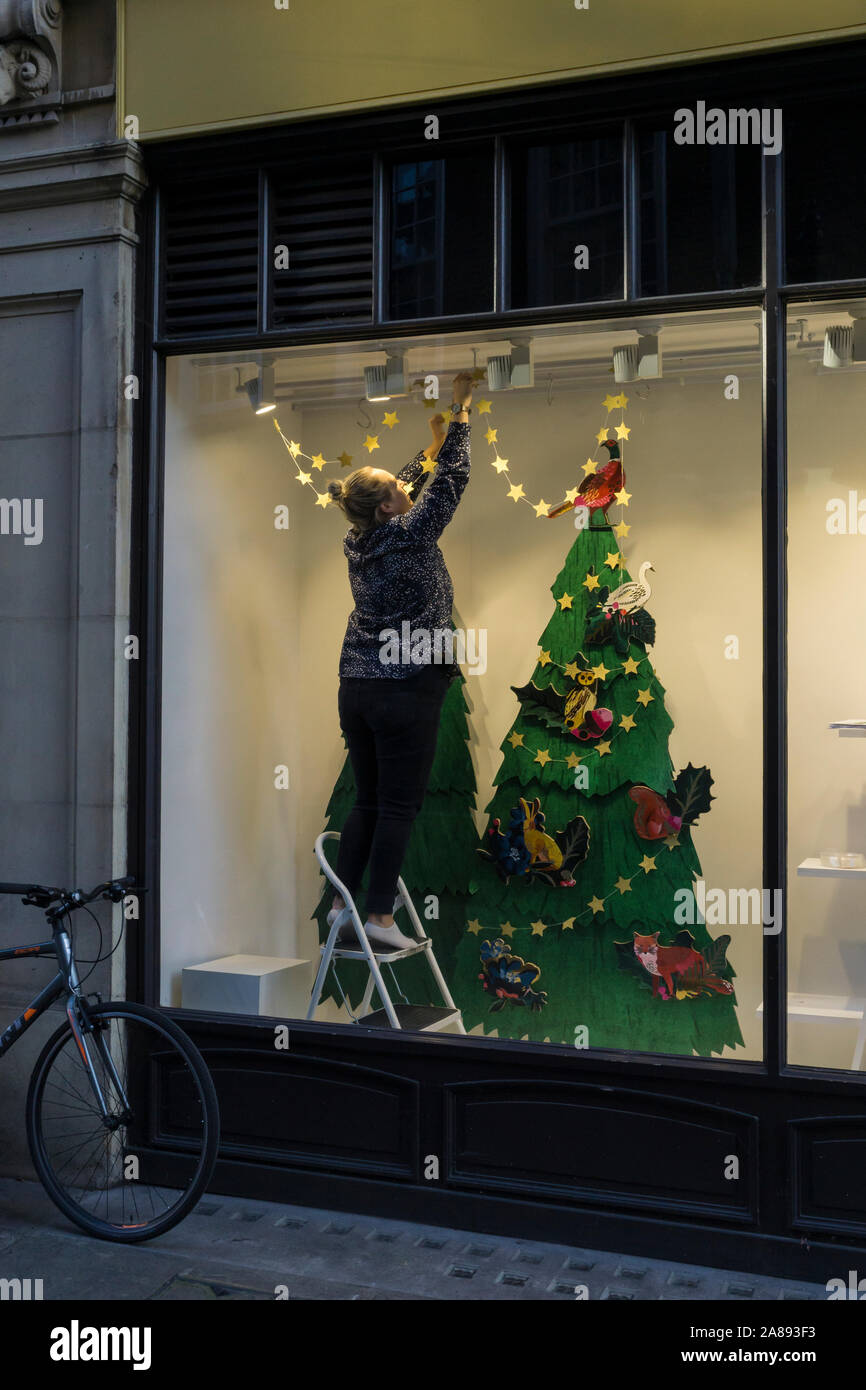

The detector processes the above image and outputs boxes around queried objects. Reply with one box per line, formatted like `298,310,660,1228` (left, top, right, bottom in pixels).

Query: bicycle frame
0,924,131,1124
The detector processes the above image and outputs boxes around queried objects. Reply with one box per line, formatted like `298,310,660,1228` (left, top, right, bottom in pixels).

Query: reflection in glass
388,154,493,319
510,136,624,306
638,129,761,295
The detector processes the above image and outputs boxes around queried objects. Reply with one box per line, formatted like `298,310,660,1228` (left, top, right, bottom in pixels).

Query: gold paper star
615,422,631,441
614,520,631,539
383,411,399,429
315,492,330,508
591,662,609,681
485,426,498,444
596,740,612,756
422,397,440,409
310,453,327,471
538,650,552,666
588,896,605,915
500,921,515,937
533,498,550,517
471,368,486,381
557,593,573,610
507,731,524,749
596,425,611,445
491,454,509,473
622,656,640,675
561,917,576,930
616,392,629,409
636,688,654,707
363,434,380,453
565,487,580,504
288,440,302,458
563,661,580,679
467,918,484,934
420,456,437,473
565,752,582,769
296,470,312,487
477,399,493,415
534,749,551,767
581,457,598,477
603,393,620,413
614,486,631,506
665,834,681,852
507,482,525,503
639,855,657,873
338,451,353,469
583,572,601,591
619,713,636,732
616,876,632,895
530,920,547,937
605,551,623,570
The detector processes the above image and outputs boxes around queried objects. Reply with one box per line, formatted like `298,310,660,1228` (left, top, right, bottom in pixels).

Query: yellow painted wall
118,0,866,140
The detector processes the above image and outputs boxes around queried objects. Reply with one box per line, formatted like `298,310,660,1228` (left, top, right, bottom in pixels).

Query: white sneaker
363,920,417,951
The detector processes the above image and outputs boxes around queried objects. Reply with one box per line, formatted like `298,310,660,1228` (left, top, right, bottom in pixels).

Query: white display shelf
797,858,866,879
757,993,866,1069
829,721,866,737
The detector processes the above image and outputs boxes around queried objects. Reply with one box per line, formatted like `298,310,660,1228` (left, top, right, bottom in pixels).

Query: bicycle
0,876,219,1242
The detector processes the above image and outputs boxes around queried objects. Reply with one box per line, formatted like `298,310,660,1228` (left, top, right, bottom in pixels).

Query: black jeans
335,673,449,915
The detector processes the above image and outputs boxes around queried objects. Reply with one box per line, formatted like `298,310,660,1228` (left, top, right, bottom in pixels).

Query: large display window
787,297,866,1072
160,306,764,1058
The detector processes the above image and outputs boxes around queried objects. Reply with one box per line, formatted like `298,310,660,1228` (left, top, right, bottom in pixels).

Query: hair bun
326,479,344,502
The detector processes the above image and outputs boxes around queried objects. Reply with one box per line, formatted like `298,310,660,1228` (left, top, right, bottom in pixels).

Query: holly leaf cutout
672,762,715,826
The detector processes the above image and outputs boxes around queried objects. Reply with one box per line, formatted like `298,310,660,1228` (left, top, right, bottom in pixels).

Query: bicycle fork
56,929,131,1126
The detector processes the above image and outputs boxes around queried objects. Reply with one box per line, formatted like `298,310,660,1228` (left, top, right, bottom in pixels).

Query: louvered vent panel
161,173,260,336
270,160,374,327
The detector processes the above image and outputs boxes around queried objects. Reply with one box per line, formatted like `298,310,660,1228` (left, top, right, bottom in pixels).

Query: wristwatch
450,401,471,416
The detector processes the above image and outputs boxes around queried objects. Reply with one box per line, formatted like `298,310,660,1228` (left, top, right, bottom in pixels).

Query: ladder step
359,1005,461,1032
324,938,430,961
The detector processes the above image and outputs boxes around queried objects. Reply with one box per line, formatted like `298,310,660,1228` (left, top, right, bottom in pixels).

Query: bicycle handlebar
0,876,141,911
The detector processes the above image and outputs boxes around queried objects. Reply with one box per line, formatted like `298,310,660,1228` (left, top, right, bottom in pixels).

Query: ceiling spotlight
613,333,662,383
238,362,276,414
823,326,853,369
486,343,533,391
364,353,408,401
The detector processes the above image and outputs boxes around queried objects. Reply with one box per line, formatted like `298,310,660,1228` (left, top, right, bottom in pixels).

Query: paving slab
0,1177,828,1302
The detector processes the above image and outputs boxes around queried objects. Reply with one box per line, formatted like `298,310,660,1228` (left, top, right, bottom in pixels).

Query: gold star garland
464,830,682,940
485,391,632,532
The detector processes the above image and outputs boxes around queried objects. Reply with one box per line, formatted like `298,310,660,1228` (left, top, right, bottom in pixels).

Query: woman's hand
451,371,474,409
429,412,447,441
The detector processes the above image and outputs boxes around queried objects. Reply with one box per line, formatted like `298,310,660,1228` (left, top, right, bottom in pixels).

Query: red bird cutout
548,439,624,520
629,784,683,841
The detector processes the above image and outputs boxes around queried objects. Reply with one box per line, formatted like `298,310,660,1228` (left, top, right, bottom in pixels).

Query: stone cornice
0,138,148,210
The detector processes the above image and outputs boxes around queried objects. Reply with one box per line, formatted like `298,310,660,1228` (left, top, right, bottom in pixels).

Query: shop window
637,127,761,296
509,134,624,307
786,298,866,1072
160,308,762,1059
387,152,494,319
785,102,866,284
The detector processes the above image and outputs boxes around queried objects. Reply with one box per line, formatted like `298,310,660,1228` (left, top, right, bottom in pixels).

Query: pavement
0,1176,828,1301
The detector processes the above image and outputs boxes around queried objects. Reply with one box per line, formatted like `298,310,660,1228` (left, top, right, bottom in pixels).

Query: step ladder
307,831,466,1033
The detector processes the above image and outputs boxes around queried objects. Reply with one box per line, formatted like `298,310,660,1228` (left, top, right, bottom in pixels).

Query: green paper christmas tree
312,674,478,1013
450,408,744,1057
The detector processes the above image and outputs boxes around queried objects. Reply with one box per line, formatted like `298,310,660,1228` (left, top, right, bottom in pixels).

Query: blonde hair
327,467,393,535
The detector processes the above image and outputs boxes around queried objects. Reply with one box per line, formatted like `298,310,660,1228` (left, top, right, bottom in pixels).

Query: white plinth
182,954,311,1018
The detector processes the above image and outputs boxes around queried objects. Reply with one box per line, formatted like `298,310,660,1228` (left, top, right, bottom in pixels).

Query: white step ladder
307,831,466,1033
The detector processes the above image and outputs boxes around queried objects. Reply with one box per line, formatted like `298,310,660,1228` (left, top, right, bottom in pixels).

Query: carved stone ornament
0,0,62,107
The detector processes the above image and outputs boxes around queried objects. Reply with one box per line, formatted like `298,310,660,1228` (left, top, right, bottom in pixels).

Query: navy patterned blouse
338,420,471,684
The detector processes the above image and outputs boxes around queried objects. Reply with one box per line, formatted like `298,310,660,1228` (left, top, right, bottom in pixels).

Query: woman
323,371,474,950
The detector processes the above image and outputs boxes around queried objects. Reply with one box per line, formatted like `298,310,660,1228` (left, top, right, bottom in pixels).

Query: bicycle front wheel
26,999,219,1242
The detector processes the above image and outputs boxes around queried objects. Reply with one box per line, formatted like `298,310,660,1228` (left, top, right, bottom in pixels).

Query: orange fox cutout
632,931,734,999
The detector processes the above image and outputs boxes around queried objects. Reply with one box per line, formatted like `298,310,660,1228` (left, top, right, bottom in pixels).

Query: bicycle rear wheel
26,999,219,1242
